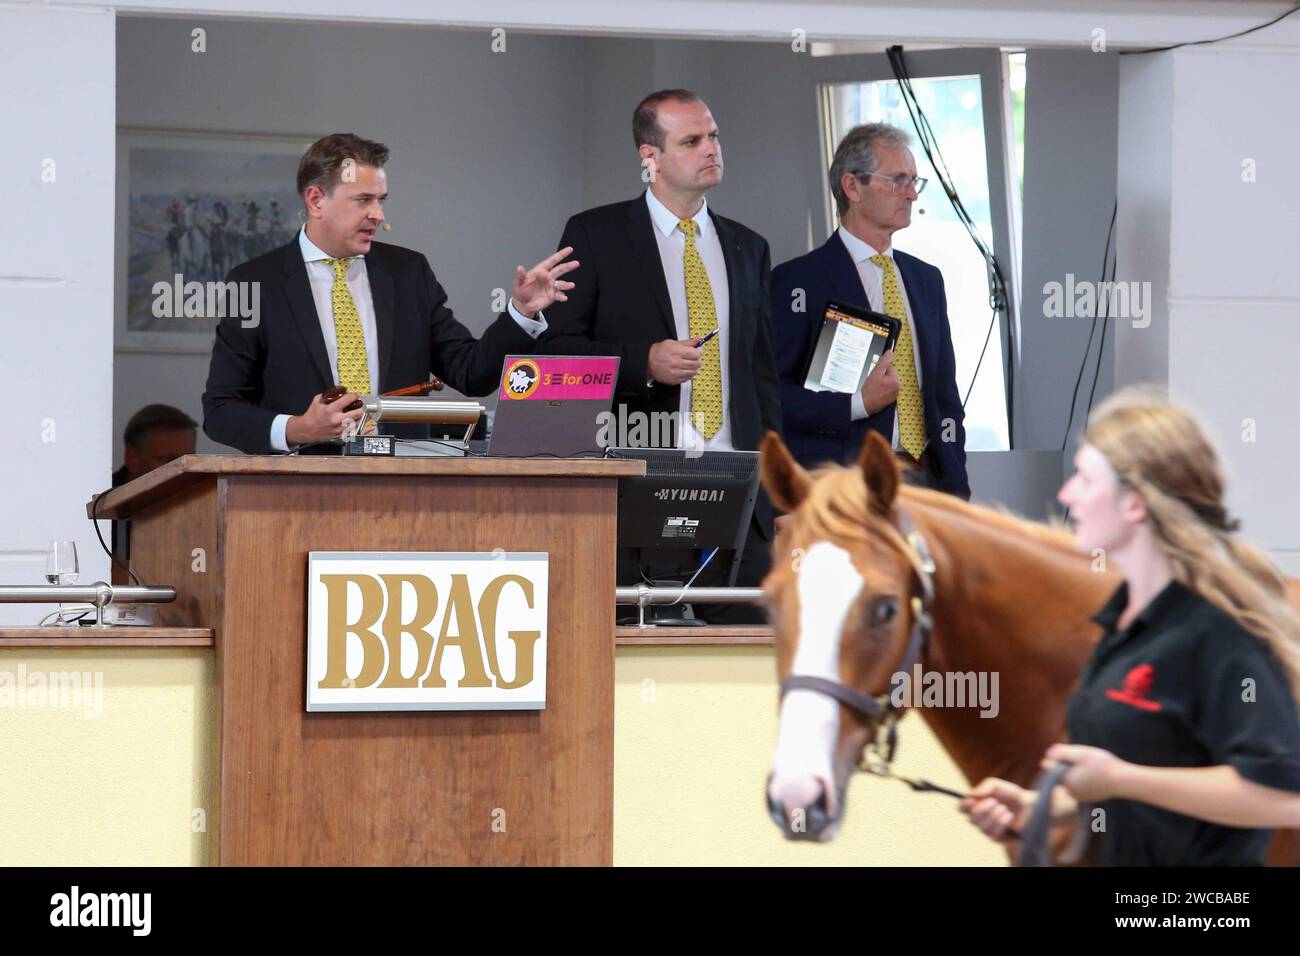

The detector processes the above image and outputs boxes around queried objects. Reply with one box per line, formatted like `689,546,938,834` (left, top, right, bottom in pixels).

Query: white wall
1116,40,1300,576
95,0,1300,49
1167,47,1300,574
0,6,116,623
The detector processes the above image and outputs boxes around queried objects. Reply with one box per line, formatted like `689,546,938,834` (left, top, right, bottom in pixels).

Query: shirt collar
299,226,357,265
837,225,892,264
1090,578,1197,635
645,189,711,240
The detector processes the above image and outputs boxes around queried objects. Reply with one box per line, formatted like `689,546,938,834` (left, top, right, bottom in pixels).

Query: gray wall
575,37,823,265
1114,51,1173,392
114,19,1123,519
114,17,588,455
1017,49,1119,467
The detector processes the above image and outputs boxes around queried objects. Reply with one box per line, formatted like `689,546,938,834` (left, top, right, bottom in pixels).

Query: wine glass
45,540,79,625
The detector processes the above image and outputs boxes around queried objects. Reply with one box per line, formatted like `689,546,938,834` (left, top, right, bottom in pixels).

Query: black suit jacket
539,194,782,539
202,238,539,454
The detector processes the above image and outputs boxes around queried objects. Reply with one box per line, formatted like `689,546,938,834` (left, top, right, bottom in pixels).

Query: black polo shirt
1066,579,1300,866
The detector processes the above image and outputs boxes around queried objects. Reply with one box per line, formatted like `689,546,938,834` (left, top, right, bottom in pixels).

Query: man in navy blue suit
770,123,969,498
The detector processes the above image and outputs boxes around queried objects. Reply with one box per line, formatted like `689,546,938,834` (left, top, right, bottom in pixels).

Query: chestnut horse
760,429,1300,864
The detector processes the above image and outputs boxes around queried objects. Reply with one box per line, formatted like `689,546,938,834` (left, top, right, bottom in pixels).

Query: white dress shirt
271,227,546,451
644,189,734,453
836,225,926,454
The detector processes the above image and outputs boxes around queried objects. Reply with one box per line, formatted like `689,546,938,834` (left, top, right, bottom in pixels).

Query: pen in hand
695,327,721,348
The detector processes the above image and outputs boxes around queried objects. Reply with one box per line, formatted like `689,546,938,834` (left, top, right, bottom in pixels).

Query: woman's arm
1113,762,1300,829
1046,743,1300,829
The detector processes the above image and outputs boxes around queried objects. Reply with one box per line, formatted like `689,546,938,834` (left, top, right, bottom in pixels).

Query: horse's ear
760,430,811,513
858,431,899,516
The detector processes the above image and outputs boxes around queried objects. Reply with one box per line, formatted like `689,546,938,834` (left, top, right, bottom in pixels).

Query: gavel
321,377,445,412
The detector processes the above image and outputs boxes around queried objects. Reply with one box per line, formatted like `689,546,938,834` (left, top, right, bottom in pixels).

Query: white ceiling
95,0,1300,51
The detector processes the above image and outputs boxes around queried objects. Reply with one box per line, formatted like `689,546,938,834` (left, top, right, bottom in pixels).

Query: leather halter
778,504,937,770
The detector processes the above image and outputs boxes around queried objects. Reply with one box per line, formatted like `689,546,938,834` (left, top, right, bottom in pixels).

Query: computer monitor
606,447,760,591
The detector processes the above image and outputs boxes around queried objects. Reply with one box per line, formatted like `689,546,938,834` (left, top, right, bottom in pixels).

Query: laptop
486,355,620,458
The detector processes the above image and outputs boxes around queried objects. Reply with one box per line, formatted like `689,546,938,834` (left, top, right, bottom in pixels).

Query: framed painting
115,129,312,352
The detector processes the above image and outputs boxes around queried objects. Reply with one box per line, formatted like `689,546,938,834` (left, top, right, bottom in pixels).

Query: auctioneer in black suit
202,238,540,454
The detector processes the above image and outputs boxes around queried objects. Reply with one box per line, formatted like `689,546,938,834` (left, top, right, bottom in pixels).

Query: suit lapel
893,252,933,384
281,240,333,388
365,246,396,388
624,196,677,340
710,210,743,391
821,231,870,304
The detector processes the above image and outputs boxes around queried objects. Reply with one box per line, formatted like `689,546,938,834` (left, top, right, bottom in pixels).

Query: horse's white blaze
769,542,863,825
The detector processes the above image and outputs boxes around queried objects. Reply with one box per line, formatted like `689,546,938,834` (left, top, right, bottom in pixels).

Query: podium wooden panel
92,454,642,866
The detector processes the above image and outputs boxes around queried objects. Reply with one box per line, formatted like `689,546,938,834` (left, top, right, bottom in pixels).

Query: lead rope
1020,761,1093,866
860,749,1090,864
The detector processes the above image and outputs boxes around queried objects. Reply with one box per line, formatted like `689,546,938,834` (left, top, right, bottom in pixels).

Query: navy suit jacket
770,232,969,498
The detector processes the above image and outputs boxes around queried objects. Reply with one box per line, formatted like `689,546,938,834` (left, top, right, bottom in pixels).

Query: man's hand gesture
510,246,579,318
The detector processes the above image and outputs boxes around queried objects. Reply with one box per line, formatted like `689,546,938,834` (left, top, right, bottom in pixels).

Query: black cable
1083,217,1119,428
886,45,1015,445
1061,201,1117,451
90,491,142,587
962,303,997,408
1122,5,1299,56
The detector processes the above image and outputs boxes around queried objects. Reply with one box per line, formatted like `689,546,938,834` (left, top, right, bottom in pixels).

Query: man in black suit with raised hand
202,133,577,454
541,90,782,623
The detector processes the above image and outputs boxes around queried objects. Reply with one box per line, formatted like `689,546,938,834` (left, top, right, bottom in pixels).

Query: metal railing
0,584,176,627
615,584,763,628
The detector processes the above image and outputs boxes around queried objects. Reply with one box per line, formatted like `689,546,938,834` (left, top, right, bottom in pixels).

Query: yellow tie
870,254,926,459
328,258,371,395
679,219,722,440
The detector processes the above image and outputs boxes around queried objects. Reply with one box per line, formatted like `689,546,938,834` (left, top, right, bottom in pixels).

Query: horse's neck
900,491,1117,788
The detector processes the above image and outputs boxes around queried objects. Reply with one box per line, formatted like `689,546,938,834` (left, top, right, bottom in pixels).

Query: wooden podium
91,454,642,866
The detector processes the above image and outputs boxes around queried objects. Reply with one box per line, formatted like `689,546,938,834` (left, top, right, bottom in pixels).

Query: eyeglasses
857,172,928,196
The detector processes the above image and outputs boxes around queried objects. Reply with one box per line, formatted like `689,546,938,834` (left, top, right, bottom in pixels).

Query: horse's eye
870,597,899,627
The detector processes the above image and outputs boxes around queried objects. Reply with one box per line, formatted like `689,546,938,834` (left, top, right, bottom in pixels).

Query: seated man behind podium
770,123,969,498
110,403,198,568
202,133,578,454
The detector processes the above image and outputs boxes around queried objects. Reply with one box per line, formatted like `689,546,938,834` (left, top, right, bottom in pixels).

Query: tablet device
800,300,901,395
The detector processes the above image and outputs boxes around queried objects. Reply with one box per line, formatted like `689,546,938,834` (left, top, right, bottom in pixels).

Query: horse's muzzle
766,773,838,841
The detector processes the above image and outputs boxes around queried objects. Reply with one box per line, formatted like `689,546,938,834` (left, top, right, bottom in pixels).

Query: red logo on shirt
1106,663,1163,712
